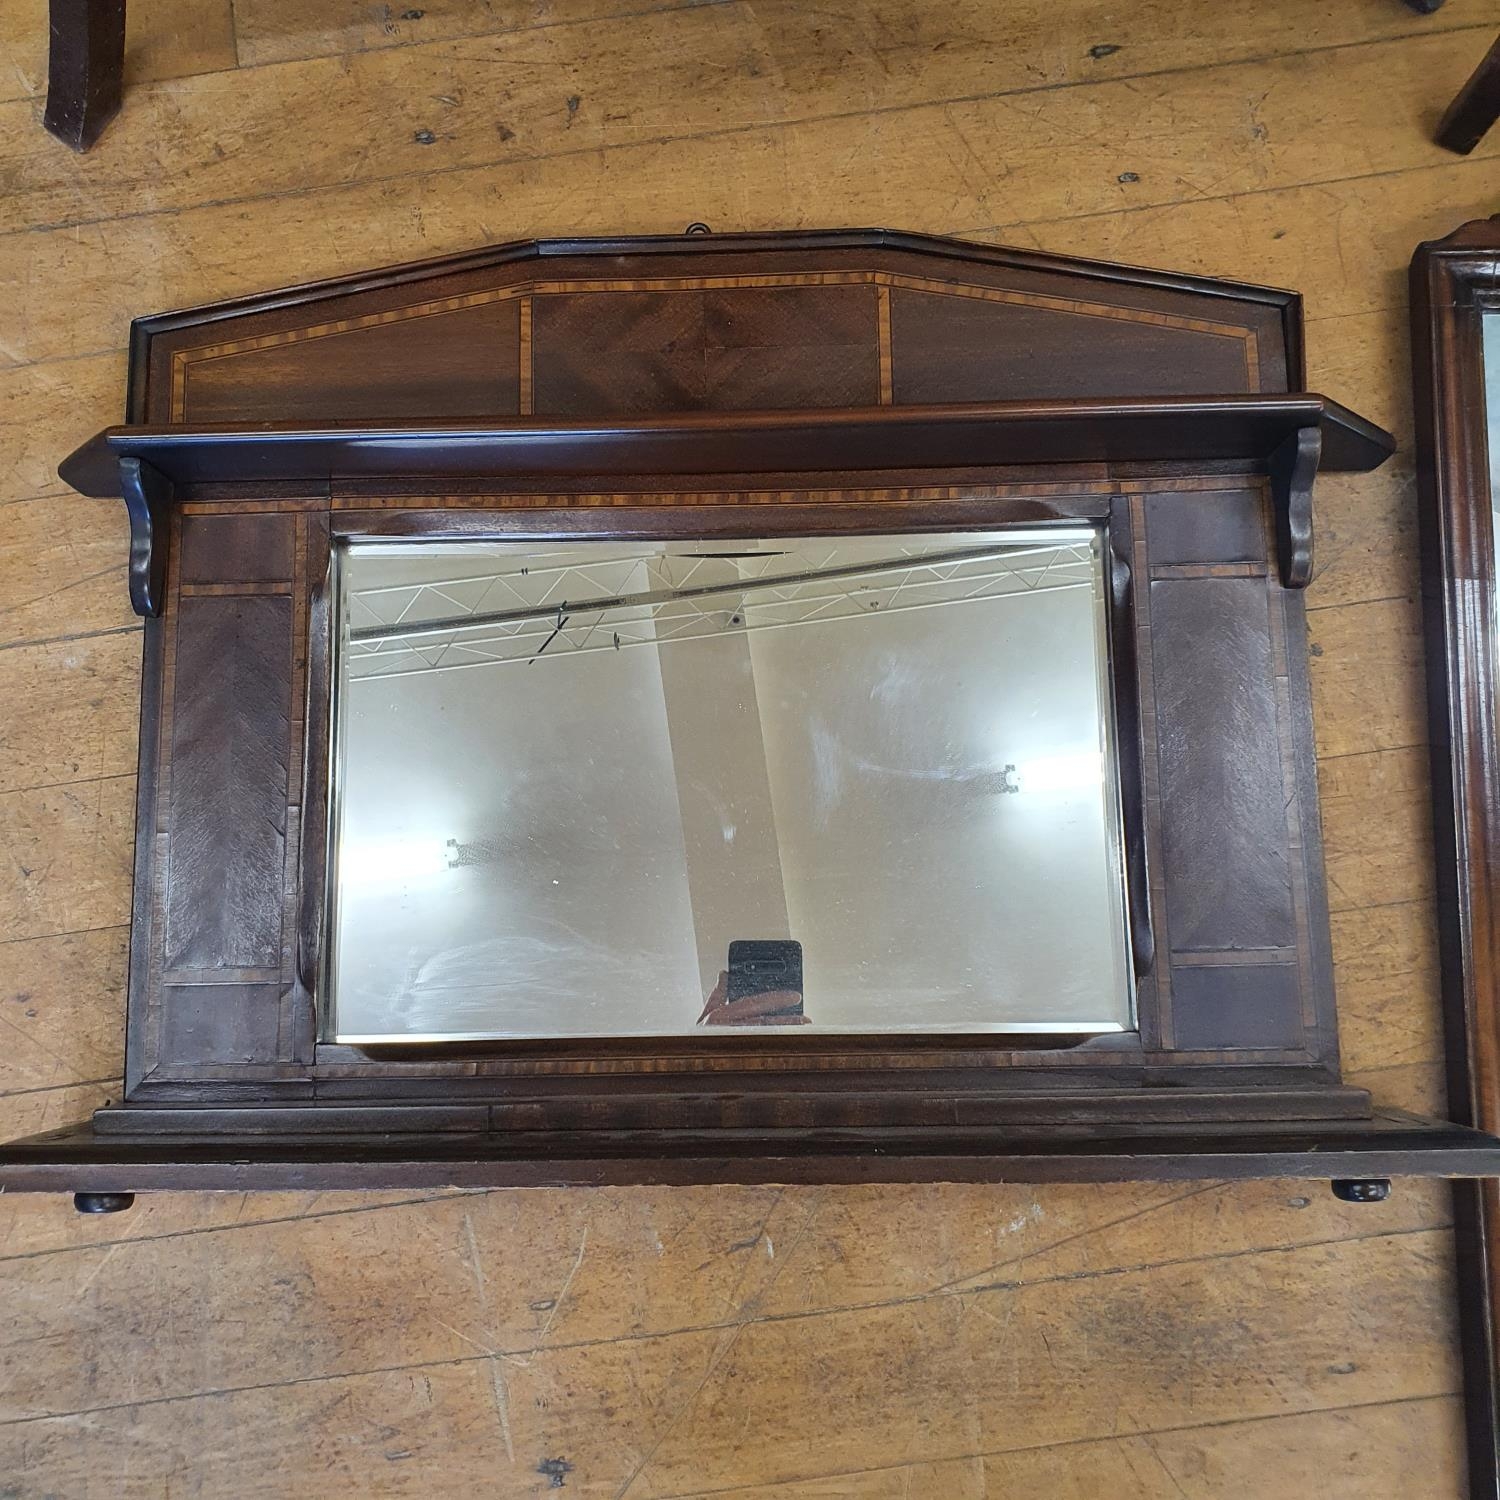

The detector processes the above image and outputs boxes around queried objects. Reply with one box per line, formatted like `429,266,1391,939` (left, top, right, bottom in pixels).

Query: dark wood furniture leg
43,0,126,152
1436,34,1500,155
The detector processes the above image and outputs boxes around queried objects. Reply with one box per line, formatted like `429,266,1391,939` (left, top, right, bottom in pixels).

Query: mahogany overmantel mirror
6,227,1499,1202
1412,214,1500,1500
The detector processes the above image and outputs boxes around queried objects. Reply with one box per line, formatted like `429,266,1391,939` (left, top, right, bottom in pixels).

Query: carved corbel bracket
119,456,174,618
1267,424,1321,589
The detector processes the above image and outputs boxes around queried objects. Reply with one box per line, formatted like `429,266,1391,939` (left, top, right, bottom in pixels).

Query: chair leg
1436,34,1500,156
42,0,126,152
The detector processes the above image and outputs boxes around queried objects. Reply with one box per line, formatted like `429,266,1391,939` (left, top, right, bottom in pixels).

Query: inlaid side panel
1171,965,1302,1051
1138,484,1319,1050
1152,576,1295,950
1145,491,1267,566
1138,482,1319,1056
179,513,295,584
889,288,1260,402
179,301,523,422
164,595,293,971
158,983,281,1065
532,286,880,414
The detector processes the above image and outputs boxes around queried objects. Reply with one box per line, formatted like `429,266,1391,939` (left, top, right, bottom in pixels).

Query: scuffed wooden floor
2,1,1498,1493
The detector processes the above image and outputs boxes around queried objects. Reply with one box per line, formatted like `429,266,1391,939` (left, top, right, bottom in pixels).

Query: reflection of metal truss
345,538,1098,681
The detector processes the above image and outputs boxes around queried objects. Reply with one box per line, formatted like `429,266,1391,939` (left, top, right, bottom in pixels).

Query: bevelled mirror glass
325,529,1133,1042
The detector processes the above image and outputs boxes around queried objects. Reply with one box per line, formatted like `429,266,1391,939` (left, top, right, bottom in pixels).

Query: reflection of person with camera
697,970,809,1025
697,940,808,1026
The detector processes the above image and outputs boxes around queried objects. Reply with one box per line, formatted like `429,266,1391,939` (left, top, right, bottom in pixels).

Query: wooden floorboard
0,15,1495,237
221,0,1499,76
671,1396,1467,1499
0,0,1488,1492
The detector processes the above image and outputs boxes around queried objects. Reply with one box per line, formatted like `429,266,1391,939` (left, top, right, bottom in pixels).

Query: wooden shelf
60,392,1393,496
58,394,1395,615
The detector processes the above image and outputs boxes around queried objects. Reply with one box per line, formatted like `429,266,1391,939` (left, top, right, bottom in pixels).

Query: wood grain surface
0,0,1491,1492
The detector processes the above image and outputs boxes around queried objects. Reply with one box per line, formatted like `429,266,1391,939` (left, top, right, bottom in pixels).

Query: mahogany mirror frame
7,227,1500,1211
1413,214,1500,1500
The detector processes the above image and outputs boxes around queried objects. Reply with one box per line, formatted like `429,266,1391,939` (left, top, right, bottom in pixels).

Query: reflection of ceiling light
342,835,451,889
1013,751,1104,795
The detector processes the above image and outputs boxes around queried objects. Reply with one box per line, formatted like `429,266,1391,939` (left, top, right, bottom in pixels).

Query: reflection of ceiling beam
345,573,1097,683
348,542,1066,644
652,555,790,997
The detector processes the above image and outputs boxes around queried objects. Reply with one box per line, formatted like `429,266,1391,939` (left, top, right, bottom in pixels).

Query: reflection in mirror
326,529,1134,1041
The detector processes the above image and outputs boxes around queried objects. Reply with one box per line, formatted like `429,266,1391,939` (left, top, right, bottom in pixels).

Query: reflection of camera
726,940,804,1017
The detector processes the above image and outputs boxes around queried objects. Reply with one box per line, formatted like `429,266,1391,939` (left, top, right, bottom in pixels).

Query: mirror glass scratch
326,529,1134,1041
